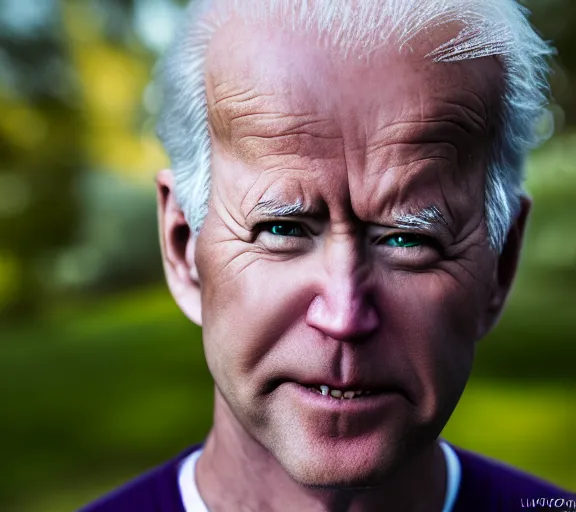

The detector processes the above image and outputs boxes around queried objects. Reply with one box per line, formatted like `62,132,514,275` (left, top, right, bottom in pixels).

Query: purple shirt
80,443,575,511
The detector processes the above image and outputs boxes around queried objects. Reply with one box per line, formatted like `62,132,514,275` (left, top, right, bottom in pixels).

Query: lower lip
283,382,404,413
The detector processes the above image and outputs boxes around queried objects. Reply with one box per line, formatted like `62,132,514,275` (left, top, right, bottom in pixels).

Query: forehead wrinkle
365,142,459,173
459,87,490,118
432,102,489,135
211,96,344,163
207,53,345,163
210,70,331,117
366,119,489,177
211,84,267,108
231,114,340,138
444,92,489,133
366,78,493,148
207,77,276,149
370,118,480,147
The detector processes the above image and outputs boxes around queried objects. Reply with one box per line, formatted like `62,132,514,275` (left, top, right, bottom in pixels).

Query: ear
484,195,531,332
156,169,202,326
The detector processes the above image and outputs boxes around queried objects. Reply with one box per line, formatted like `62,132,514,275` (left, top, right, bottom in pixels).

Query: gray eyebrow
250,198,308,217
393,206,450,230
250,200,450,231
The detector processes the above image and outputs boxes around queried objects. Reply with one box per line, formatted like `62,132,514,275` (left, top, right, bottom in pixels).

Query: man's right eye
262,222,306,237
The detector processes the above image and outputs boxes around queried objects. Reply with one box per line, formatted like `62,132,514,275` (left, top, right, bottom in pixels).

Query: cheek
379,267,488,345
381,271,483,421
404,274,484,338
199,254,317,388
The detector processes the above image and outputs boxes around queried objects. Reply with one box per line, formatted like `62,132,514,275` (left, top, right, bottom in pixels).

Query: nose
306,238,380,342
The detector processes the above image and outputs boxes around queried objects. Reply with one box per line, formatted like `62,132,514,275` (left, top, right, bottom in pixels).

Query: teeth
309,385,373,399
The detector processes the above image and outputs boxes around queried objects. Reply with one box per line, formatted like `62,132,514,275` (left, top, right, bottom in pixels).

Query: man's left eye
381,233,427,248
264,222,305,237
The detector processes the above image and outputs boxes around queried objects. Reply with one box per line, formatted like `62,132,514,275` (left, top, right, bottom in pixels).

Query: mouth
267,376,410,408
282,381,405,414
304,384,380,400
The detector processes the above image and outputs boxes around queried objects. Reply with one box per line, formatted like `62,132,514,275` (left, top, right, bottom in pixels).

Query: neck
195,389,447,512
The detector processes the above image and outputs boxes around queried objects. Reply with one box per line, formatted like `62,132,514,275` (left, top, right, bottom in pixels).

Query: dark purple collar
80,442,574,512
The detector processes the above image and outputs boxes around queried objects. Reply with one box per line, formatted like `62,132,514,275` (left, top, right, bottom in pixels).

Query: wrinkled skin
157,21,529,512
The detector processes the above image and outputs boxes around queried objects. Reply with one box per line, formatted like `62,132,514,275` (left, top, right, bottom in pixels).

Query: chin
283,454,390,490
272,431,401,489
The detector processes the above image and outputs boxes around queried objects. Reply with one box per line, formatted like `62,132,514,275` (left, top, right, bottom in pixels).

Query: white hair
156,0,554,251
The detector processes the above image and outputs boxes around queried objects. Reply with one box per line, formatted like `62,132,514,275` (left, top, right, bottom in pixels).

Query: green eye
384,234,425,248
266,223,304,237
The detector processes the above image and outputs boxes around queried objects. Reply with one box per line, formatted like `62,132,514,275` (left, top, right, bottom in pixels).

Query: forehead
206,21,501,157
204,21,502,225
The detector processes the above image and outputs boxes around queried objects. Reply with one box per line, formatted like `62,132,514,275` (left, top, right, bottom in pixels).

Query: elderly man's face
160,24,523,487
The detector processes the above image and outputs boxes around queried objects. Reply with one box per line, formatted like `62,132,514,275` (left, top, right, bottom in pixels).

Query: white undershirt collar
178,440,461,512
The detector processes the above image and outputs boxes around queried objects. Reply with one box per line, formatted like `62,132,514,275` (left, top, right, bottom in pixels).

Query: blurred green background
0,0,574,510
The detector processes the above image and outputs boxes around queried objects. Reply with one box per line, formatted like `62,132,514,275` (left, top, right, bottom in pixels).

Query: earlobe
156,169,203,326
